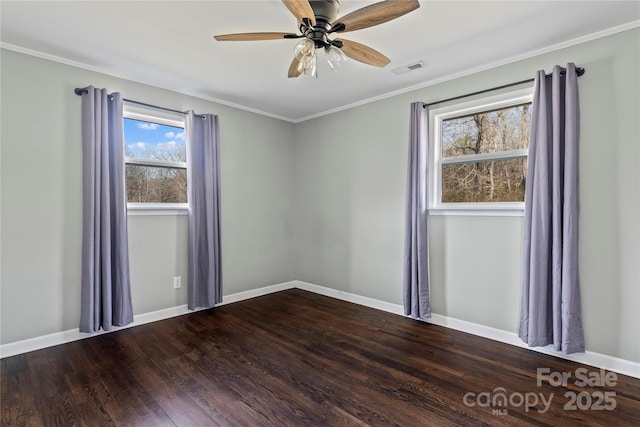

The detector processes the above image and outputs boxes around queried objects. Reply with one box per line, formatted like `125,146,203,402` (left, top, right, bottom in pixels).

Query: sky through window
123,118,185,161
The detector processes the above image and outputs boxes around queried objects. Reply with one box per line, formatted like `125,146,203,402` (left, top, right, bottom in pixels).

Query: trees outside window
429,88,532,213
441,104,530,203
123,111,188,209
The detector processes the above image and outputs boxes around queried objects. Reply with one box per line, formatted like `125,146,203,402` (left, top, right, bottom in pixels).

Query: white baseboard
426,313,640,379
293,280,640,379
0,304,191,359
0,281,297,359
295,281,405,315
218,281,297,306
2,279,638,380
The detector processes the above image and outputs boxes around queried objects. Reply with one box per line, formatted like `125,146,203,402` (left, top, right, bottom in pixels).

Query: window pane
442,104,530,158
124,118,185,162
441,158,527,203
126,165,187,203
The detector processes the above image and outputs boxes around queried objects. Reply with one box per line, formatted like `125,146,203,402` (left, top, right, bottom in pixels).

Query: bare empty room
1,1,639,425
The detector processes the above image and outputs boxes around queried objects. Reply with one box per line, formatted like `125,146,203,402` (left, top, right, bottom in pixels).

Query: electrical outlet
173,276,182,289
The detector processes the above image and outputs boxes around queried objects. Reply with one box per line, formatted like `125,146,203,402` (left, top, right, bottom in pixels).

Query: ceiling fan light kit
214,0,420,78
325,45,347,71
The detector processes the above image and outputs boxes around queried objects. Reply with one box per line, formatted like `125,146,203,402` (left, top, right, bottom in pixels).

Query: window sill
127,203,188,216
428,207,524,217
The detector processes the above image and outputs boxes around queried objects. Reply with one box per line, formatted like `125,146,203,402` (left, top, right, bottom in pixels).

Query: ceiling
1,1,639,122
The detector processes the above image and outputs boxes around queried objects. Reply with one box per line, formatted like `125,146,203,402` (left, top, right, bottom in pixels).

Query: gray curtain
186,111,222,309
79,87,134,333
403,102,431,319
519,63,584,353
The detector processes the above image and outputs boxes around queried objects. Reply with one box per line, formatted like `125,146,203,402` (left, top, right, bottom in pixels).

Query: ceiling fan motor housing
306,0,341,48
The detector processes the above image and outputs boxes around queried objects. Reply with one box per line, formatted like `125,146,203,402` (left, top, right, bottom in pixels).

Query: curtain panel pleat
403,102,431,319
519,63,585,353
79,87,134,333
186,112,222,309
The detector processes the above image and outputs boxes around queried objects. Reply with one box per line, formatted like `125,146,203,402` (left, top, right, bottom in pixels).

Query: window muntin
123,106,187,211
429,88,532,213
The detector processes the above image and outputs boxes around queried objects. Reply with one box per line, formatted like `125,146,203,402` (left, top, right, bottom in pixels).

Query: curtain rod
423,67,585,108
74,87,189,116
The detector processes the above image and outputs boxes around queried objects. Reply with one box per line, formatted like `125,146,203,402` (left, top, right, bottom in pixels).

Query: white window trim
428,87,533,216
123,102,188,215
127,204,189,216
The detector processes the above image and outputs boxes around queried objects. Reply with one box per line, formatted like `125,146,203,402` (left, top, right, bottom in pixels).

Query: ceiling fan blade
288,56,302,78
335,39,390,67
332,0,420,33
282,0,316,26
214,32,298,41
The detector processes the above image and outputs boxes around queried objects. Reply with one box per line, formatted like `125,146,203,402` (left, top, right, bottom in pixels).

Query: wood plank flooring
2,289,639,426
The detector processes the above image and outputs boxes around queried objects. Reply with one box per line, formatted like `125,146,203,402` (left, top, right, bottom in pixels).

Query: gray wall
293,28,639,363
0,49,295,343
1,28,638,364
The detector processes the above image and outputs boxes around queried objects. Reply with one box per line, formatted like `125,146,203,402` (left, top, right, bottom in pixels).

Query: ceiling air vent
391,61,425,75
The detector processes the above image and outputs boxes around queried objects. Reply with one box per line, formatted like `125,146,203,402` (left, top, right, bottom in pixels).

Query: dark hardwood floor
2,289,639,426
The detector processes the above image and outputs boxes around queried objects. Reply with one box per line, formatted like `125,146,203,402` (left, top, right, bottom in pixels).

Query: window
428,88,532,214
123,104,187,213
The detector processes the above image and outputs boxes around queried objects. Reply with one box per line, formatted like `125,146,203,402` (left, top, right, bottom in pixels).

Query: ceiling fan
214,0,420,78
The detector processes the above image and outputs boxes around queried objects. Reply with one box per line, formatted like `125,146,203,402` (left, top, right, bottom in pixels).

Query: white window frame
428,88,533,216
123,102,188,215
